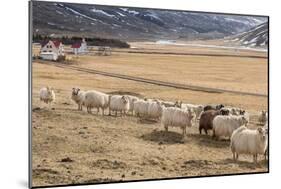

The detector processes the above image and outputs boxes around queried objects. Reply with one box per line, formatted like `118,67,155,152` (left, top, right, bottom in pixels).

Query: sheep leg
115,111,117,117
204,129,208,135
164,125,168,132
199,127,202,135
102,108,104,116
212,130,216,139
87,107,92,114
233,152,236,161
109,108,111,116
253,155,257,164
254,154,258,164
236,153,239,161
182,127,187,141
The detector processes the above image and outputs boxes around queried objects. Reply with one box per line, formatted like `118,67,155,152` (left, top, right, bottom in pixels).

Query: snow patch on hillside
91,8,117,18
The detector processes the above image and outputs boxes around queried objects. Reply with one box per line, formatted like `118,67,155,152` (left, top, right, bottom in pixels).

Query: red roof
41,40,61,48
71,42,82,48
52,40,61,48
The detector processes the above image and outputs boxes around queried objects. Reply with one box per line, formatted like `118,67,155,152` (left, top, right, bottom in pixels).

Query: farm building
71,38,88,54
40,40,64,61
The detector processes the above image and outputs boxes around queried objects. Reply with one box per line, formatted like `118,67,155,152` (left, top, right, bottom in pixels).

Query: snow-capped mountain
232,22,268,47
32,1,267,41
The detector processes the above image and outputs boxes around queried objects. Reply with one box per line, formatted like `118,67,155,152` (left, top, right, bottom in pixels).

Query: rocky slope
32,1,267,41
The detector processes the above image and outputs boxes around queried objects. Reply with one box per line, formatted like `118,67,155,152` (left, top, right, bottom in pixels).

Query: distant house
40,40,64,61
71,38,88,55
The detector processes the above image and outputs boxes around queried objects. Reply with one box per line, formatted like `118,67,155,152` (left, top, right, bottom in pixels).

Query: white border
0,0,279,189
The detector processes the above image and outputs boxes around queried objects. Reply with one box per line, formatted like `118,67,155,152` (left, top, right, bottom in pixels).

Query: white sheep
230,126,268,163
181,103,204,121
264,121,269,160
230,108,240,115
127,95,139,115
71,87,85,111
222,107,245,116
147,101,163,120
133,99,150,117
226,107,250,124
83,90,109,115
213,115,248,139
258,110,267,124
144,98,157,102
39,86,55,105
161,107,194,138
161,100,181,108
109,95,130,116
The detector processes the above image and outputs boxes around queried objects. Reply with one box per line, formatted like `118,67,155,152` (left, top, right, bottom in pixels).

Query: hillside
232,22,268,47
32,1,267,41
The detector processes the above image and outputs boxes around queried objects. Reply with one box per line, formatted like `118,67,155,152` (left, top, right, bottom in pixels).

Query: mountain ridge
32,1,267,42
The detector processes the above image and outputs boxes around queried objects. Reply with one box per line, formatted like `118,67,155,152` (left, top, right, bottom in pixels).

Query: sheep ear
77,88,80,91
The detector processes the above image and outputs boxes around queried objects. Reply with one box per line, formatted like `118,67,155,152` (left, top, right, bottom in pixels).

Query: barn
71,38,88,55
40,40,64,61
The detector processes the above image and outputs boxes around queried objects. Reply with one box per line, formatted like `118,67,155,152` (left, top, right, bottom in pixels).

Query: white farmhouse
71,38,88,54
40,40,64,61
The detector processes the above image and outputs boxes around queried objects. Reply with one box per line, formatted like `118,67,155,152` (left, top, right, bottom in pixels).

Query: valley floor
31,43,268,187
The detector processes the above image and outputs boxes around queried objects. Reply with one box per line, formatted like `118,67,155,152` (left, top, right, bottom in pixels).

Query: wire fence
36,60,268,98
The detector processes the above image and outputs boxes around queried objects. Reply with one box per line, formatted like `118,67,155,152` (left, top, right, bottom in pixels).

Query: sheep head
216,104,224,110
121,95,129,104
174,100,182,108
257,127,266,141
72,88,80,96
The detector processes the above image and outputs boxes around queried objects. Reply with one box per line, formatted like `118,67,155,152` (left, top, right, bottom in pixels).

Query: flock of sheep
39,86,268,164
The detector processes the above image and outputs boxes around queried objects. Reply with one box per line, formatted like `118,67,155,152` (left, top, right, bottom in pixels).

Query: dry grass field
32,43,268,187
